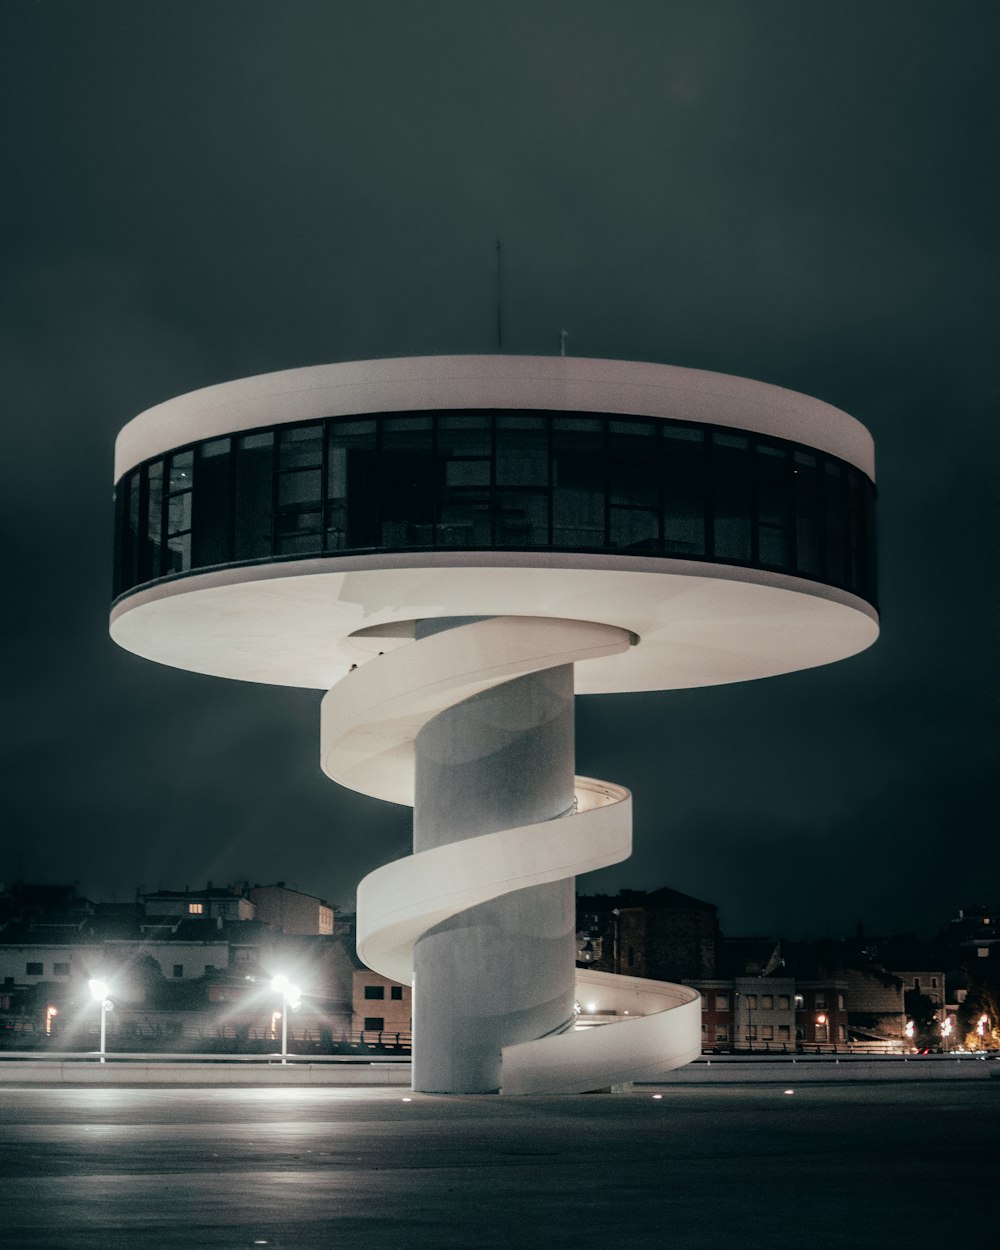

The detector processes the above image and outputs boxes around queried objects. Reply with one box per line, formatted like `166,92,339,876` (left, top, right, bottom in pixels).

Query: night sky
2,2,996,940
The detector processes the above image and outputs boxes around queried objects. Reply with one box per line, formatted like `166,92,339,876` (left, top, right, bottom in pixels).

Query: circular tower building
110,355,878,1094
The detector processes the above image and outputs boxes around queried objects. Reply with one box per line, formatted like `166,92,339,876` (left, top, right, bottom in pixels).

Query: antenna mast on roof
495,238,503,353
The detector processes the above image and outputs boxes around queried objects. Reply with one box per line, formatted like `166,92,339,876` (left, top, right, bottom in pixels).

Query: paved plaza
2,1081,997,1249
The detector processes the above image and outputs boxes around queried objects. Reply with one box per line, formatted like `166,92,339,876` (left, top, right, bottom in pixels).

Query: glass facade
113,409,877,608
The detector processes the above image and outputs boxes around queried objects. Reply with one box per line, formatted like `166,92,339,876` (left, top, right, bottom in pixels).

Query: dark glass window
662,426,706,556
436,414,492,546
864,479,877,600
141,460,164,582
276,425,322,555
496,490,549,547
793,450,821,578
609,421,660,553
496,415,548,546
712,433,752,562
380,417,434,548
116,469,141,593
824,461,845,585
552,417,604,547
363,1017,384,1032
193,438,232,567
390,985,403,1000
610,507,659,551
847,468,866,595
234,432,274,560
327,420,377,549
278,424,322,470
113,409,875,610
165,449,194,574
755,443,790,569
496,414,548,486
26,962,43,976
364,984,385,1000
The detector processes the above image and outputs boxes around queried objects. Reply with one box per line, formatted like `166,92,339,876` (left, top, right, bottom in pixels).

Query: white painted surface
344,617,701,1095
503,971,702,1096
110,557,878,692
114,355,875,481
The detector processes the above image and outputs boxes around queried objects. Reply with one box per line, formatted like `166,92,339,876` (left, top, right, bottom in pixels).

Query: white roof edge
114,354,875,481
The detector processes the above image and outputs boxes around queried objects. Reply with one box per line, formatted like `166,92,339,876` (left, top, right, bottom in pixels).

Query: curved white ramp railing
320,616,702,1094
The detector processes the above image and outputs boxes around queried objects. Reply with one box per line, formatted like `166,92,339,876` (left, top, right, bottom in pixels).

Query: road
2,1083,996,1248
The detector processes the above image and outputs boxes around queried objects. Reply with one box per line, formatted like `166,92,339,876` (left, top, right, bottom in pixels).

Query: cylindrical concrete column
411,621,577,1093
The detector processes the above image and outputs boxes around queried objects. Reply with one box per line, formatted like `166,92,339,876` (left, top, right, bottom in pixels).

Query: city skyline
2,2,996,939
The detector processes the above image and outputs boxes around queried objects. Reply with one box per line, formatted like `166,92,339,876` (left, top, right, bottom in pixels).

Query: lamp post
88,979,113,1063
270,975,301,1064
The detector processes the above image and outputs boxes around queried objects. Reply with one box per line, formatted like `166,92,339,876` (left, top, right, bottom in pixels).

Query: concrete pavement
1,1082,997,1249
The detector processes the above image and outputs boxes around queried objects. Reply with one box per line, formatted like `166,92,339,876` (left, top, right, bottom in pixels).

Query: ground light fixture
109,355,879,1095
270,975,302,1063
88,978,113,1063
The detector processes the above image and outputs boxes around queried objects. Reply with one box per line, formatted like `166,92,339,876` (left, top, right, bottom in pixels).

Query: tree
904,988,939,1049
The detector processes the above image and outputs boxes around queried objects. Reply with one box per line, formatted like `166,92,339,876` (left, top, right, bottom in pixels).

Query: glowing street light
88,979,114,1063
940,1016,954,1043
977,1014,989,1040
270,975,302,1064
905,1020,915,1040
45,1005,58,1037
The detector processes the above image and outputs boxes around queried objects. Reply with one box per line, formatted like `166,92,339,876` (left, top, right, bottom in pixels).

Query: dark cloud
1,1,996,937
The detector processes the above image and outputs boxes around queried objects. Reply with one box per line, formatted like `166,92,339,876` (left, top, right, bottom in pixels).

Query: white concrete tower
110,355,878,1094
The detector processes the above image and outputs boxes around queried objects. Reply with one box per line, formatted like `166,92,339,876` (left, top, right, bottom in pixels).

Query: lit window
762,994,774,1010
762,1025,774,1040
745,994,758,1010
716,1026,729,1042
714,992,729,1011
837,993,846,1010
188,903,204,915
794,994,804,1008
778,994,790,1010
978,948,988,958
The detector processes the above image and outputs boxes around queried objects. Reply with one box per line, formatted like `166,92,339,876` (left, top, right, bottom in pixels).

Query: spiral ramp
320,616,702,1095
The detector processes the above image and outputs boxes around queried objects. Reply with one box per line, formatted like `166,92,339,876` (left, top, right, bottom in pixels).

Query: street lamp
270,975,301,1064
88,979,113,1063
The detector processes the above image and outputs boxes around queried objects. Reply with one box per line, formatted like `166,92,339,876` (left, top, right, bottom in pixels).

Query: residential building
247,884,334,935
